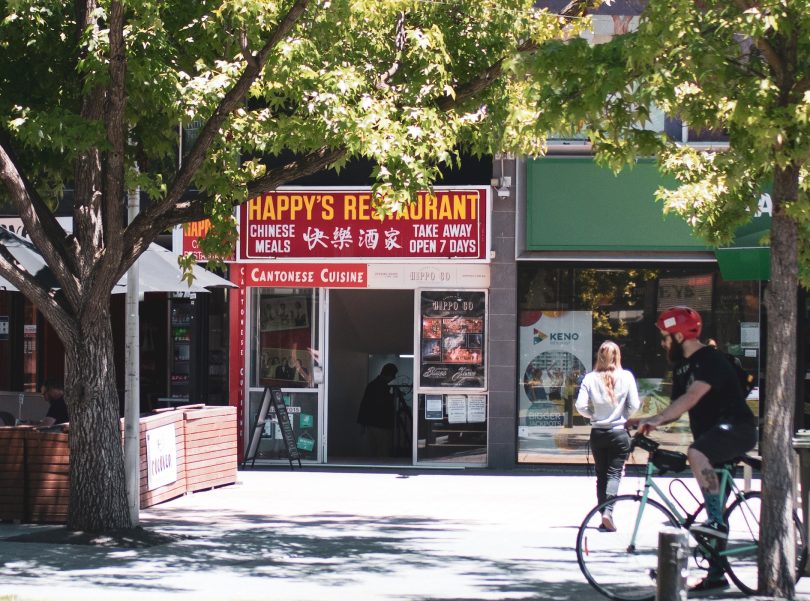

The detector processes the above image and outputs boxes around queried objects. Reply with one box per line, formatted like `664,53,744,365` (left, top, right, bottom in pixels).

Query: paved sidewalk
0,468,807,601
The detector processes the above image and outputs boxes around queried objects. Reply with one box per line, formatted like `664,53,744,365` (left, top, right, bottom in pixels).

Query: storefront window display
248,288,320,461
517,264,762,464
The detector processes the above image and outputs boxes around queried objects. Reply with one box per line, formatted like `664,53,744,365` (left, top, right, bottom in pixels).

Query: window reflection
517,265,761,464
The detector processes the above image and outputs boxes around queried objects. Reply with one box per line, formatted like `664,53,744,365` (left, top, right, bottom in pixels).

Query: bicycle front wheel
576,495,679,601
722,491,806,595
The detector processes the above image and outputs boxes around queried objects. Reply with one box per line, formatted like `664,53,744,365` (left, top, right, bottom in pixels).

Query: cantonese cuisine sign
420,291,486,389
239,189,487,260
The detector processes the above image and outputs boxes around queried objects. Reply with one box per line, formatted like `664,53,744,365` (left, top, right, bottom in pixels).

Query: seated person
39,381,69,427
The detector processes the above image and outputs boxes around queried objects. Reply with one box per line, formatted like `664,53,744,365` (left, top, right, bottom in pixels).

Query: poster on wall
260,296,309,331
260,347,313,384
419,291,486,389
517,310,592,438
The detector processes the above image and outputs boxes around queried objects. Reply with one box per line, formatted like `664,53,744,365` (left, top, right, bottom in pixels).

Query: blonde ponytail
594,341,622,405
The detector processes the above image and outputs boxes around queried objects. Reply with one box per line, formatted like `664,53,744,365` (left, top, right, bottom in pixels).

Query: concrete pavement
0,468,807,601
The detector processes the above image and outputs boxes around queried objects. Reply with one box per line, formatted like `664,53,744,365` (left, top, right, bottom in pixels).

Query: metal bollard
657,527,688,601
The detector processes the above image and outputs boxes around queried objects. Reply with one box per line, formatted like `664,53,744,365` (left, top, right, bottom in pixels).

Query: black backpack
724,352,755,397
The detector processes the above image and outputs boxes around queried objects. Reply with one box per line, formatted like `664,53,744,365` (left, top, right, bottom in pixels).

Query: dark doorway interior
327,289,414,464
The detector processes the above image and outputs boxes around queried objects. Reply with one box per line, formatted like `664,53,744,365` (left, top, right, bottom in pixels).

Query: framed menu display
419,290,486,389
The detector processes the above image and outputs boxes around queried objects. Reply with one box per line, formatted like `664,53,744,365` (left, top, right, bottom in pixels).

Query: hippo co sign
146,424,178,491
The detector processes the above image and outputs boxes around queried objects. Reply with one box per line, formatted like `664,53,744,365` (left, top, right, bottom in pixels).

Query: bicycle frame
626,460,756,560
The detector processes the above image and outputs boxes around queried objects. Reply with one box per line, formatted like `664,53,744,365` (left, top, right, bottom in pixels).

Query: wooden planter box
26,430,70,523
182,406,237,493
0,428,26,522
139,410,187,509
0,405,237,524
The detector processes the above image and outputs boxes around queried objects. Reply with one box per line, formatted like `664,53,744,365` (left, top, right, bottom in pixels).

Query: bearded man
626,306,757,593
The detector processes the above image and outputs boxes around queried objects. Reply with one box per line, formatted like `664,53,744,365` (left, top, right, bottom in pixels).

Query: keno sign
239,188,488,260
146,424,178,491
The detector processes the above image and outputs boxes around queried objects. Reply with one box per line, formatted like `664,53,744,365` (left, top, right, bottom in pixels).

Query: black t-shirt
46,396,70,424
671,346,755,438
356,376,395,429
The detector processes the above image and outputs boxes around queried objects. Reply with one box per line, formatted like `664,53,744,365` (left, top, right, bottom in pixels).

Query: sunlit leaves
511,0,810,283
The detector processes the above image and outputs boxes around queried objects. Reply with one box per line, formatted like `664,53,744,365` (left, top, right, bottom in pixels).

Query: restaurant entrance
326,289,414,464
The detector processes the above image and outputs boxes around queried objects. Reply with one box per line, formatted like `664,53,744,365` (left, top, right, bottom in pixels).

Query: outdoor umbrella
0,226,233,294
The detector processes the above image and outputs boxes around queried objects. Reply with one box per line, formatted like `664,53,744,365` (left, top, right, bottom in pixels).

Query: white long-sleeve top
575,369,641,430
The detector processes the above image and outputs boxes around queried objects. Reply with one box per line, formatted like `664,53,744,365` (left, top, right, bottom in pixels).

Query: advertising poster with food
517,310,592,452
419,291,486,389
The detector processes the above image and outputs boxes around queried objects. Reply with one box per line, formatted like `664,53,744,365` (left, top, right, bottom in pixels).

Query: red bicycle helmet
656,306,702,340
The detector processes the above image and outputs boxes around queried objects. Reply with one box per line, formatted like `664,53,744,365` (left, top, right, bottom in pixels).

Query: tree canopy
508,1,809,596
0,0,593,532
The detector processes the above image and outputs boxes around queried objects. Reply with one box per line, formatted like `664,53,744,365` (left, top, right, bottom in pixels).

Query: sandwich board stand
242,387,302,470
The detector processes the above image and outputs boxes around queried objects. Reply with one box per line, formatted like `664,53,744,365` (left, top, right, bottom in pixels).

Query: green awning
526,157,772,281
715,247,770,281
715,203,771,281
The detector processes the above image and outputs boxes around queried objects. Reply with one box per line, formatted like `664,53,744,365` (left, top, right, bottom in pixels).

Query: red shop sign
238,188,487,260
245,263,368,288
182,219,212,261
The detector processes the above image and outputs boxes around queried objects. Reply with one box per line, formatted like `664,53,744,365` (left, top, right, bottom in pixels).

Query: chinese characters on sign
239,189,487,260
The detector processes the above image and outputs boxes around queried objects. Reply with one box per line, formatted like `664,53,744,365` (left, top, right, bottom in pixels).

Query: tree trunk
64,307,131,532
759,164,800,598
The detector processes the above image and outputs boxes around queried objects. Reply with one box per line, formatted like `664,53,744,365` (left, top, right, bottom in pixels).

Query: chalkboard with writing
269,387,302,469
242,387,302,470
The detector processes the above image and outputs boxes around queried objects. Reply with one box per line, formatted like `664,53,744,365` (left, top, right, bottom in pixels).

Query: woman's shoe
601,514,616,532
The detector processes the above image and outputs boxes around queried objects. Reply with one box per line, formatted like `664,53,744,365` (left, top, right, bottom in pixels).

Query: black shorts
690,421,758,465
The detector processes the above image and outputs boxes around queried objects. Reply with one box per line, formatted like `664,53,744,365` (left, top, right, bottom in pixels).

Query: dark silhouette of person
40,380,69,426
357,363,398,456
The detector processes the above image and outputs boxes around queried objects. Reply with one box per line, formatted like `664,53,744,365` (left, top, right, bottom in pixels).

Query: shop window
250,289,319,389
516,264,762,464
248,288,320,462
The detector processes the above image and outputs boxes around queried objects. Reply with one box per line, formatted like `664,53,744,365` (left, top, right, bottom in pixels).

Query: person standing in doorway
357,363,398,456
575,341,640,531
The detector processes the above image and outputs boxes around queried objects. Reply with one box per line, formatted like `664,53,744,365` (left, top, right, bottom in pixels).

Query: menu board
419,291,486,389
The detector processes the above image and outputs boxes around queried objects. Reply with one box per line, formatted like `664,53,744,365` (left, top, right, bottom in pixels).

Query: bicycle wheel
576,495,680,601
722,491,807,595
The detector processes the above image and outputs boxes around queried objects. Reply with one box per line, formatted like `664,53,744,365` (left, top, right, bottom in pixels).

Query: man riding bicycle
626,305,758,593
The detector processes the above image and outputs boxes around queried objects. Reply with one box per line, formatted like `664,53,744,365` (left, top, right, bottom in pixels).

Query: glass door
247,287,322,463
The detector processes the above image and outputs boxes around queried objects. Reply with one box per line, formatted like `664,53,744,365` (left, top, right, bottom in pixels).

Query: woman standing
575,341,640,531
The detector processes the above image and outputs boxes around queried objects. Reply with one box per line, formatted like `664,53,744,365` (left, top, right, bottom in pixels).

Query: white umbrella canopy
0,273,16,291
0,227,233,294
113,243,233,294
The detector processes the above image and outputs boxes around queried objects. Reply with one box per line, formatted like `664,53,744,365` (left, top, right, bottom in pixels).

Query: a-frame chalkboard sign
242,387,302,470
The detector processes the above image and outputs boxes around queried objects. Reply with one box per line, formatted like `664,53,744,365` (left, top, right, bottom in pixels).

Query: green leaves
511,0,810,269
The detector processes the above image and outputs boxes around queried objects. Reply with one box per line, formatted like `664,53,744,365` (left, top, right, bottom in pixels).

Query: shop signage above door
238,187,488,260
237,262,490,289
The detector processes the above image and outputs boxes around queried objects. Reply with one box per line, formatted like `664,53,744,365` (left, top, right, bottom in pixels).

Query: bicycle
575,433,806,601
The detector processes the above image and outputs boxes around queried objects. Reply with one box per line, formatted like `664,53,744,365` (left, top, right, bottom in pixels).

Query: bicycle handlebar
629,433,659,453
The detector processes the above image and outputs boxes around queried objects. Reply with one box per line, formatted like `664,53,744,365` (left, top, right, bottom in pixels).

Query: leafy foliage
510,0,810,284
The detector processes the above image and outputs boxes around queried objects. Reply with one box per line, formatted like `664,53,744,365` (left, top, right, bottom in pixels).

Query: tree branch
162,0,312,211
0,242,73,332
377,12,405,90
100,0,127,270
123,0,313,258
436,0,592,112
0,138,76,300
731,0,784,84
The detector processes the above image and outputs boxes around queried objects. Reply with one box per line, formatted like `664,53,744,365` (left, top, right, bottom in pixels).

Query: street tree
510,1,810,596
0,0,591,532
